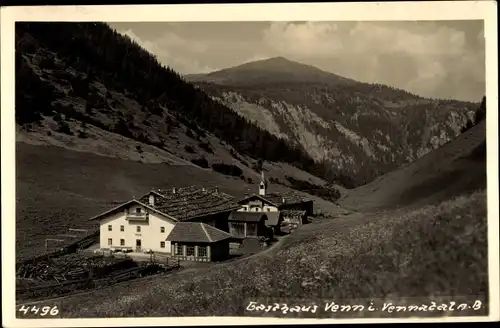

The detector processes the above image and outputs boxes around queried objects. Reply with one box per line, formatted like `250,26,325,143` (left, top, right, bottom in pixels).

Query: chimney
282,197,286,204
215,186,219,193
149,193,155,207
172,187,176,194
202,187,206,192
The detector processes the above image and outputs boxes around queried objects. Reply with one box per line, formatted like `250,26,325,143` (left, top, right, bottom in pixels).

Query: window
232,222,245,237
198,246,207,257
120,239,125,246
108,225,112,231
267,208,271,212
136,208,142,214
108,238,112,246
186,245,195,256
243,207,247,211
160,226,165,233
175,244,183,255
160,241,165,248
136,226,141,233
120,225,124,232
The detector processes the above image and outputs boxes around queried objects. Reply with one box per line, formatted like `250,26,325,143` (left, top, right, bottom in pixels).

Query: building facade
167,222,233,262
227,212,270,239
236,171,314,233
89,186,240,254
91,200,177,253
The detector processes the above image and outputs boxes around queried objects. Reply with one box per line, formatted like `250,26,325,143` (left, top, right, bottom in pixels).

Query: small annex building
89,186,240,255
236,171,314,234
166,222,233,262
227,211,272,239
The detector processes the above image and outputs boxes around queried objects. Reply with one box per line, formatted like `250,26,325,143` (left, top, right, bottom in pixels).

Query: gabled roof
88,199,177,222
228,211,267,223
140,186,240,221
166,222,233,243
238,191,312,207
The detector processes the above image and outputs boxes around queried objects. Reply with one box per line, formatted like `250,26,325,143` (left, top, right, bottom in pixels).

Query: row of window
107,238,166,248
107,225,166,233
174,244,207,257
241,207,272,212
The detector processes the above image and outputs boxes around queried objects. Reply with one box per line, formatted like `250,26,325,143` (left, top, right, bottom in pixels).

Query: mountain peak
186,56,357,86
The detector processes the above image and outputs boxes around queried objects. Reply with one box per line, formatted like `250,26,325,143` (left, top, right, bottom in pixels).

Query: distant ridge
187,56,478,188
185,56,357,86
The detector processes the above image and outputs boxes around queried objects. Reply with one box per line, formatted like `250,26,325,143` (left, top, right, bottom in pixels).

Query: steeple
259,170,267,196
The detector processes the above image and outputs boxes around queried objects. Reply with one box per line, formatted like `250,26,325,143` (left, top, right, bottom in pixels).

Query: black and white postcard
1,1,498,326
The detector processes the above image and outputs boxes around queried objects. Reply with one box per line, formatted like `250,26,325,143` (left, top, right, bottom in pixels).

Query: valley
12,21,489,319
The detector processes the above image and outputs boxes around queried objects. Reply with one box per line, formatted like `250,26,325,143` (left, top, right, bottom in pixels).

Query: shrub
57,121,73,135
198,141,213,154
184,145,195,154
211,163,243,177
191,157,209,168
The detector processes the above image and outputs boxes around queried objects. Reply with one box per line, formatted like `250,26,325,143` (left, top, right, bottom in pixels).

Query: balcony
125,211,149,221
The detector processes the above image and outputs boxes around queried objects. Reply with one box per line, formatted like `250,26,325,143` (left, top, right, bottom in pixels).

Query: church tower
259,170,267,196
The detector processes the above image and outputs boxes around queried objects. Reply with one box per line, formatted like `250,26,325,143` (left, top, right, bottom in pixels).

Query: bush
198,141,213,154
57,121,73,135
191,157,209,168
211,163,243,177
184,145,195,154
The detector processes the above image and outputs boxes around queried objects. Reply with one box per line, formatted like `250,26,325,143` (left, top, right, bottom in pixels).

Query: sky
108,21,485,102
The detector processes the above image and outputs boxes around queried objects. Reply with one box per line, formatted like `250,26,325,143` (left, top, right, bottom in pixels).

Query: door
136,239,142,252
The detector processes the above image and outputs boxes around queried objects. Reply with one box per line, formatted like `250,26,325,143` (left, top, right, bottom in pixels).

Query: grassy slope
34,113,488,317
339,120,486,212
16,142,340,261
53,190,487,318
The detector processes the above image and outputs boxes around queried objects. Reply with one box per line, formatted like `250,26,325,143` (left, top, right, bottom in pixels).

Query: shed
227,211,271,239
166,222,233,262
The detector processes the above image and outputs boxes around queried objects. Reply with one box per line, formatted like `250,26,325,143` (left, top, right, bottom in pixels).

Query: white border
1,1,498,327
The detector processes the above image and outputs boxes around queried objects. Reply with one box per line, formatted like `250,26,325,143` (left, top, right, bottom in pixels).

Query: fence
16,230,99,270
16,260,181,302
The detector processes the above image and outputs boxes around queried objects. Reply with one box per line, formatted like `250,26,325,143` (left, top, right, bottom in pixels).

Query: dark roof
238,191,312,206
140,186,240,221
166,222,233,243
88,199,177,222
228,211,267,223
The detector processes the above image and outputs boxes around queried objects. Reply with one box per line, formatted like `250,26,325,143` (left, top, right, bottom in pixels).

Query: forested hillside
187,57,482,187
15,22,329,183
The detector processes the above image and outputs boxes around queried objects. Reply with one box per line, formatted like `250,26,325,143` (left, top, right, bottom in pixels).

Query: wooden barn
227,212,271,239
166,222,233,262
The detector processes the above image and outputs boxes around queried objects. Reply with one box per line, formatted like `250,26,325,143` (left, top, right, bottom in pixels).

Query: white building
89,186,239,254
235,171,314,233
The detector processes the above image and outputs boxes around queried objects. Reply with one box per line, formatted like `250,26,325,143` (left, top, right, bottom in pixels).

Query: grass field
15,142,340,261
48,189,487,318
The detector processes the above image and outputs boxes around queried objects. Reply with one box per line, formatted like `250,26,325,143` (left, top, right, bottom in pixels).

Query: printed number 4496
18,305,59,316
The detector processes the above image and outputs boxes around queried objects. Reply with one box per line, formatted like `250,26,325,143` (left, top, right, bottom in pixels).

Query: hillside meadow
15,143,340,262
51,189,488,318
